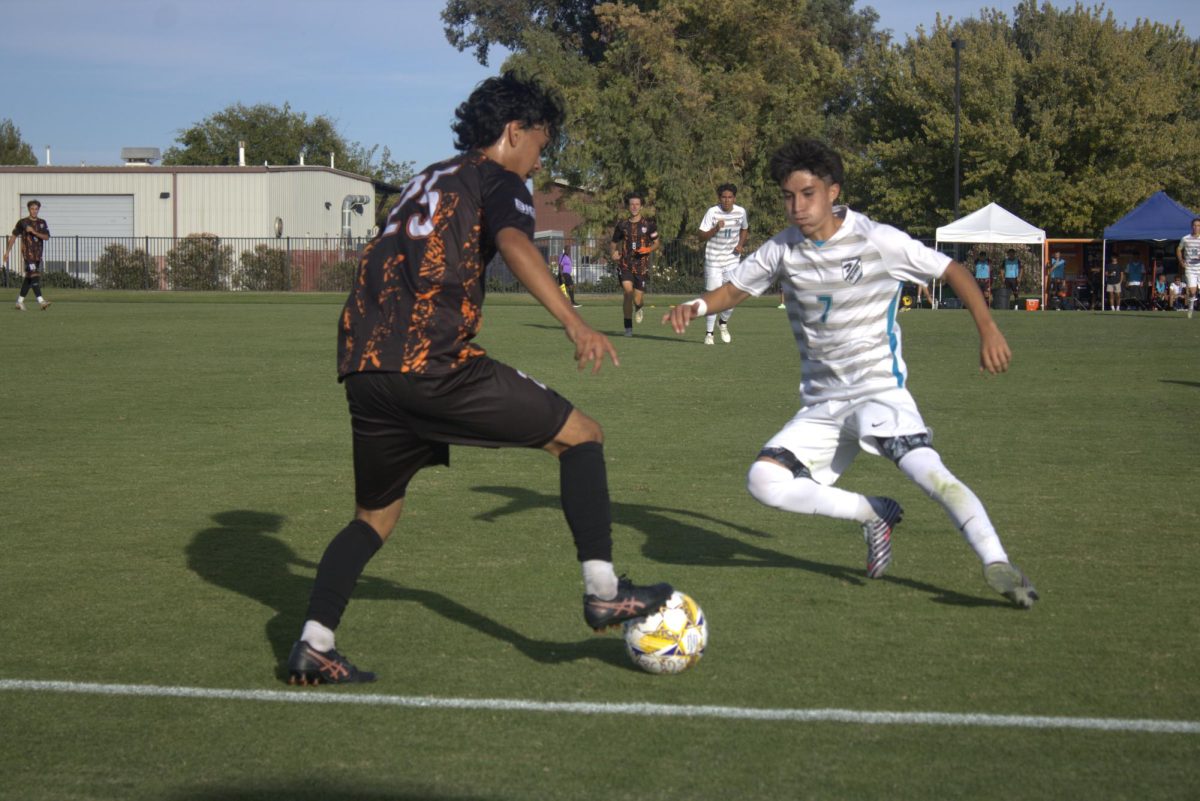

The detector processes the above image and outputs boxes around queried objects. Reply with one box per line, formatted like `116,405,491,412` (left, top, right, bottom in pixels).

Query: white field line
2,679,1198,734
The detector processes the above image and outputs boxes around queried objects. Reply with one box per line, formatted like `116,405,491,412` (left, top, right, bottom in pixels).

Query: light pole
952,38,965,221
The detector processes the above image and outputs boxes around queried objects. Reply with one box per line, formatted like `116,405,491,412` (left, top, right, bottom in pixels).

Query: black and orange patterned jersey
338,152,536,379
12,216,49,264
612,217,658,276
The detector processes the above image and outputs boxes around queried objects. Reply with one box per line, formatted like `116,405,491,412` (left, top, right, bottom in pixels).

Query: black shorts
559,273,574,287
618,270,646,291
344,356,574,509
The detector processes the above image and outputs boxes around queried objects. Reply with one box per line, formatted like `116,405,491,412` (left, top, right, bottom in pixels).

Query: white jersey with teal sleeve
700,204,749,270
728,206,950,404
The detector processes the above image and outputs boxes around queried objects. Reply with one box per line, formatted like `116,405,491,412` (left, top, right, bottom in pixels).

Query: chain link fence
0,233,716,295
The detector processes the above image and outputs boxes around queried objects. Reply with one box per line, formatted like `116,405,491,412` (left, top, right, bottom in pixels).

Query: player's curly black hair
769,138,844,187
451,71,566,153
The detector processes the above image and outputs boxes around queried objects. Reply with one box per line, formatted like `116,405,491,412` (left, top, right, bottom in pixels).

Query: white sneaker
634,307,644,324
777,303,786,309
719,324,731,343
14,300,25,311
703,333,714,345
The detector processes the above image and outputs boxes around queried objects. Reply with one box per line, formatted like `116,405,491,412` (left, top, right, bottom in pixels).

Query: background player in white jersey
664,137,1037,608
697,184,748,344
1175,218,1200,318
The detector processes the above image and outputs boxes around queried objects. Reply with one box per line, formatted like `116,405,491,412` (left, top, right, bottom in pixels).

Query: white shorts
760,388,928,486
1185,267,1200,289
704,264,733,291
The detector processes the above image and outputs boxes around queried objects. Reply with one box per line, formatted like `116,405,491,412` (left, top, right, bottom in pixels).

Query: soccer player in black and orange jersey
610,193,659,336
286,72,673,685
5,199,52,311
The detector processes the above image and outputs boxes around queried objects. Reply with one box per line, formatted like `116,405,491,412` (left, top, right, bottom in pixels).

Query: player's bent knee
546,409,603,455
747,459,806,509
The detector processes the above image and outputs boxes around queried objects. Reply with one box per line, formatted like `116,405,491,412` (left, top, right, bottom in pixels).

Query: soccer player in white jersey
664,137,1037,608
1175,218,1200,319
698,184,749,344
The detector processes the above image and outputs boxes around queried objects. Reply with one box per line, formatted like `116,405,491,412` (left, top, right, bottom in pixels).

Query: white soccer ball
623,591,707,674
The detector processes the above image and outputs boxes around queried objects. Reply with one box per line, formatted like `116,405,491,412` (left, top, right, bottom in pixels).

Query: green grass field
2,290,1198,800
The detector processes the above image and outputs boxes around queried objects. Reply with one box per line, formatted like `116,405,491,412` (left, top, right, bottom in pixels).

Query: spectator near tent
1103,191,1200,313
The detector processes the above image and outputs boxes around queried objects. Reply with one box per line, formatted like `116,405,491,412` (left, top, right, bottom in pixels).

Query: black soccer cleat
286,640,376,685
584,577,673,632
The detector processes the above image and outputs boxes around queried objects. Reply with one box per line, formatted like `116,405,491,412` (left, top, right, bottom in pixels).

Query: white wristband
687,298,708,317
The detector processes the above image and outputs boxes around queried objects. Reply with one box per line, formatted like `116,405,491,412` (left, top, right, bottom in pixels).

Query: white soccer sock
896,448,1008,564
746,461,875,522
582,559,619,599
300,619,336,652
705,313,716,334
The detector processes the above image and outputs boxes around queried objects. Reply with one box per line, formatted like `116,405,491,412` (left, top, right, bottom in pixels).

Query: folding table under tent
934,202,1046,308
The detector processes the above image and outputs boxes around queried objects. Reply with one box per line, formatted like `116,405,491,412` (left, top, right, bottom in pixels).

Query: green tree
162,102,412,184
848,3,1200,237
495,0,851,245
0,118,37,165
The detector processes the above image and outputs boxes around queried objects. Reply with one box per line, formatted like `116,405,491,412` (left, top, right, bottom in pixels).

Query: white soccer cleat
634,307,644,324
719,324,731,343
984,562,1038,609
14,300,25,312
703,333,714,345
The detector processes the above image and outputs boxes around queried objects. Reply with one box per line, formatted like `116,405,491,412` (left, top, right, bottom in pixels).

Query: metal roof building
0,160,376,241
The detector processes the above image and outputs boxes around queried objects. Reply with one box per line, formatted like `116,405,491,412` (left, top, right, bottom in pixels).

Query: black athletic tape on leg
757,446,812,479
559,441,613,563
878,433,933,464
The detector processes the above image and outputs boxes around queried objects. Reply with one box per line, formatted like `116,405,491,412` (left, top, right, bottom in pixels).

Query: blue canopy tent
1101,191,1199,309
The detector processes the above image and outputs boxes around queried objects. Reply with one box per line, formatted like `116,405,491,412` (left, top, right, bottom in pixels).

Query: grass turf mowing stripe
4,679,1198,734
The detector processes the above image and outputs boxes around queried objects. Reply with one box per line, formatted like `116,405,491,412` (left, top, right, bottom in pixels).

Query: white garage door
20,194,134,237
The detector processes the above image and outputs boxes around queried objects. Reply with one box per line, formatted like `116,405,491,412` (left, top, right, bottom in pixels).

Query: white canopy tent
935,203,1047,308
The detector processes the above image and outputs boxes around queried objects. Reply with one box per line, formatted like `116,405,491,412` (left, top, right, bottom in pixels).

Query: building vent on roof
121,147,161,166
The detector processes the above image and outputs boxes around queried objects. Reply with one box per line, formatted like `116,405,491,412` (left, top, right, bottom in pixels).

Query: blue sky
4,0,1196,171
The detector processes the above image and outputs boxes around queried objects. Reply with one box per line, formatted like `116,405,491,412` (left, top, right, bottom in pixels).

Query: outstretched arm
662,283,751,333
942,260,1011,374
496,228,618,374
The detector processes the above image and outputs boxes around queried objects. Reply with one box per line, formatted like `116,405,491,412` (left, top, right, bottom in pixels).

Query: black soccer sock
624,317,633,329
19,276,32,297
635,303,642,311
304,519,384,630
559,441,614,563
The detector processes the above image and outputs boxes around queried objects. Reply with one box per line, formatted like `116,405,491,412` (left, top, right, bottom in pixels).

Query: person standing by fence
5,200,52,311
557,249,580,307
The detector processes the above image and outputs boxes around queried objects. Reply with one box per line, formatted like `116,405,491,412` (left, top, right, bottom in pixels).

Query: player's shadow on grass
1161,379,1200,389
472,486,1003,608
185,510,629,677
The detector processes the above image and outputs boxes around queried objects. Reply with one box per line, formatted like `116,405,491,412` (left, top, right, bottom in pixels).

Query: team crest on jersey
842,258,863,285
